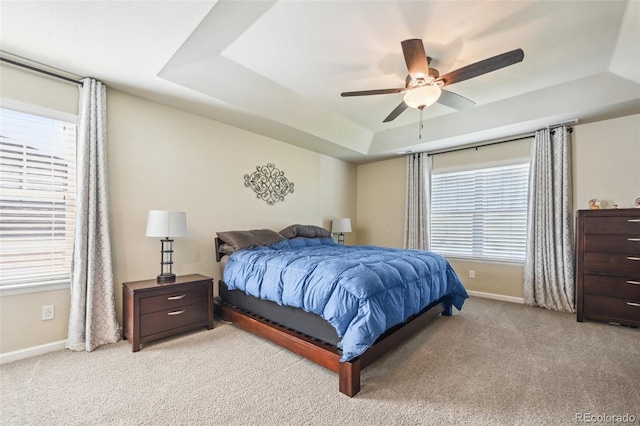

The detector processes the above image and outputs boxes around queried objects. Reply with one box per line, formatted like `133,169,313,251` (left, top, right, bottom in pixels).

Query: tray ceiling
1,1,639,163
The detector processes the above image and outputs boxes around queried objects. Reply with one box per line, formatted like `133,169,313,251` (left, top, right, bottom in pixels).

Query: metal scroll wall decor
244,163,295,205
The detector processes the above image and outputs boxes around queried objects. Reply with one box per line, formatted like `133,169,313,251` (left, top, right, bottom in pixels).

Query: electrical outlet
469,270,476,279
42,305,55,320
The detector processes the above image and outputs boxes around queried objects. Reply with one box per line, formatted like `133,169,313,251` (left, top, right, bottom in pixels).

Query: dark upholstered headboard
215,224,332,263
214,237,223,263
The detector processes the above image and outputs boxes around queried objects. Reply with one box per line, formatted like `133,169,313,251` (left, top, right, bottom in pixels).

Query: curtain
67,78,120,351
524,126,575,313
404,153,432,250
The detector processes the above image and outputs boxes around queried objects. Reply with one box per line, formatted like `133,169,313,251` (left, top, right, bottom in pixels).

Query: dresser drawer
583,275,640,299
583,215,640,235
583,252,640,274
583,294,640,324
140,302,209,338
584,235,640,254
140,285,209,314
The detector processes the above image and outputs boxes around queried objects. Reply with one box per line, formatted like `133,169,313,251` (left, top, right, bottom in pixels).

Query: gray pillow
219,243,236,256
216,229,285,251
279,224,331,239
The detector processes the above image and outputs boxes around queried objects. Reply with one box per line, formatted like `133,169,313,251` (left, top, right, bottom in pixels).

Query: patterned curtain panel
524,126,575,313
66,78,121,351
404,153,432,250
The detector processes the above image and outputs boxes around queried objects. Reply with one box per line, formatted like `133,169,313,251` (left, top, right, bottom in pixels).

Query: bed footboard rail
219,296,451,397
219,302,362,396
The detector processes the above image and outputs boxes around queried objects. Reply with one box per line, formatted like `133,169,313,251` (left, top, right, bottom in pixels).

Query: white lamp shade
145,210,187,238
331,218,352,233
403,85,442,109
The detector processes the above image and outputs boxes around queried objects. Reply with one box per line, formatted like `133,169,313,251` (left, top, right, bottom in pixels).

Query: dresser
576,209,640,327
123,274,214,351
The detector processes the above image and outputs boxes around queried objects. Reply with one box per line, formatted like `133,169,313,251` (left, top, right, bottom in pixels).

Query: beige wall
0,63,79,115
356,157,405,248
356,114,640,299
0,65,357,354
573,114,640,210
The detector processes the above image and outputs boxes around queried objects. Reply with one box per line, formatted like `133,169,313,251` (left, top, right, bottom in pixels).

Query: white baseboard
467,290,524,304
0,339,67,365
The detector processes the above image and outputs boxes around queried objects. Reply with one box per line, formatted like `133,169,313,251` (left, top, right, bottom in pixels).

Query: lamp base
157,273,176,284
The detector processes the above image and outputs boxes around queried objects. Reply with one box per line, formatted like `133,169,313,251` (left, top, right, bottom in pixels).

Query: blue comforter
223,238,468,361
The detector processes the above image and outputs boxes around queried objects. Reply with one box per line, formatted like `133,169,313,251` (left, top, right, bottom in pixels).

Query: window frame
429,159,530,264
0,99,77,296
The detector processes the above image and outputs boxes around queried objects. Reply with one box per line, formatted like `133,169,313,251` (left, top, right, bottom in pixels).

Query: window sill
0,282,70,297
441,256,525,266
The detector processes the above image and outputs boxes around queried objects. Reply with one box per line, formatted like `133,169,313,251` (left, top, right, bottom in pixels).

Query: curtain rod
426,134,534,157
0,56,83,86
426,124,576,157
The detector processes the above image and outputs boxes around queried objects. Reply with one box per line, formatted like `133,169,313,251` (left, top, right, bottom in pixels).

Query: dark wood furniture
219,295,450,397
123,274,214,351
215,237,454,397
576,208,640,327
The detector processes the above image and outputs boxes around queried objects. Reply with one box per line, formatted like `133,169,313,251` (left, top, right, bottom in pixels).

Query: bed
215,225,468,396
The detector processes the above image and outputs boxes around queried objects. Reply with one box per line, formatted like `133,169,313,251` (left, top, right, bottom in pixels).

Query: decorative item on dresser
576,209,640,327
122,274,214,351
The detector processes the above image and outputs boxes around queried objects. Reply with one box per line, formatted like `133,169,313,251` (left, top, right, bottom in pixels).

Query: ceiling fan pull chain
419,107,424,139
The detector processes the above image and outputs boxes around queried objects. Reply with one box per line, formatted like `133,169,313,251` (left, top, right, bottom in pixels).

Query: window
0,107,76,292
430,162,529,262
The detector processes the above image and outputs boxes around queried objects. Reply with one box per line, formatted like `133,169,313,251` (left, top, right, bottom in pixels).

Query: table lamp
145,210,187,283
331,218,352,246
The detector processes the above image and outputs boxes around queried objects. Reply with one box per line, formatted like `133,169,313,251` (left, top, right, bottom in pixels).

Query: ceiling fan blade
437,89,475,110
383,101,409,122
437,48,524,87
401,39,430,79
341,88,404,97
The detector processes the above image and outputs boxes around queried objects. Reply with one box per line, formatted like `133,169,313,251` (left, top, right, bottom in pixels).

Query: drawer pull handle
168,309,186,316
627,302,640,308
629,238,640,242
629,219,640,222
627,257,640,261
628,281,640,285
167,294,186,300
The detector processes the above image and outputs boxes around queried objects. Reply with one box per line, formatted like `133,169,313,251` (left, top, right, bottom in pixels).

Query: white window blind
0,107,76,290
430,162,529,262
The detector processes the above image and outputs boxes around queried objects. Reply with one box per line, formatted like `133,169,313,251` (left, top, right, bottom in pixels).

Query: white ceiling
1,0,639,163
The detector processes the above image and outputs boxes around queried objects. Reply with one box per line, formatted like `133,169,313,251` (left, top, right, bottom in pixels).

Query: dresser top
123,274,212,292
577,208,640,216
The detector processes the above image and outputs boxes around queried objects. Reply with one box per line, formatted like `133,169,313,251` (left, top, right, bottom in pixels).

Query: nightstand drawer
140,303,209,338
583,275,640,299
140,285,208,314
584,216,640,235
584,235,640,254
583,294,640,324
583,252,640,274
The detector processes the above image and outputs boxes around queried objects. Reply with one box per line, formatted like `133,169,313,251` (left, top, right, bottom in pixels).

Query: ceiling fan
341,39,524,123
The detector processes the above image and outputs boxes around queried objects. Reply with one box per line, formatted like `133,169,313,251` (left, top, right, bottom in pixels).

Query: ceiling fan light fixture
403,85,442,109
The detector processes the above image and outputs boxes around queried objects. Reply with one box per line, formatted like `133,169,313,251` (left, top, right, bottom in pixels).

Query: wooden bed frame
215,237,453,397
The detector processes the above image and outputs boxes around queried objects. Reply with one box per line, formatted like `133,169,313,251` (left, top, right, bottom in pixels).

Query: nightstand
123,274,214,352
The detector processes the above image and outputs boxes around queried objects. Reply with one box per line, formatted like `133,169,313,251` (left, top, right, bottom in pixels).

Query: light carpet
1,297,639,425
